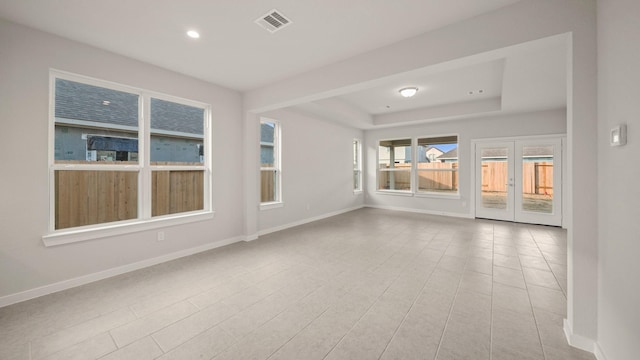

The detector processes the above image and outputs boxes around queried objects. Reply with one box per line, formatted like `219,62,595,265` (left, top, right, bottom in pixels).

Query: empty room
0,1,638,359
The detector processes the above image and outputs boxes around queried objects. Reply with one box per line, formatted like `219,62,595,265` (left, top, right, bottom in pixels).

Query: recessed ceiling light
186,30,200,39
399,87,418,98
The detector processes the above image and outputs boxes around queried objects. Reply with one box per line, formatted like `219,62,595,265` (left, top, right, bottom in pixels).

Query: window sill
260,201,284,211
353,190,363,195
42,211,215,247
414,192,461,200
376,190,414,197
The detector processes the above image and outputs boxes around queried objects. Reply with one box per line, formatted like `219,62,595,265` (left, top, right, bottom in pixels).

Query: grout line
376,240,441,359
432,231,469,359
489,223,495,360
523,227,554,360
149,335,165,354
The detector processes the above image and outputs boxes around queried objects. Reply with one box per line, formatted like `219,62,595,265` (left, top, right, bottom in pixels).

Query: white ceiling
0,0,520,91
0,0,567,129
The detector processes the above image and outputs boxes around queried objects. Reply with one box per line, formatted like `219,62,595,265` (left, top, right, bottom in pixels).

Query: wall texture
257,109,364,233
597,0,640,358
0,19,244,301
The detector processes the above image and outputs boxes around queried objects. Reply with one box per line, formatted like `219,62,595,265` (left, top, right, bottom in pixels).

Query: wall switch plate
157,231,165,241
610,124,627,146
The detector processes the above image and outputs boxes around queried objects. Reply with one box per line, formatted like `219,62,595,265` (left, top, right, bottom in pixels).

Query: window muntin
260,119,281,204
416,135,459,194
50,72,210,231
353,139,362,192
378,139,412,191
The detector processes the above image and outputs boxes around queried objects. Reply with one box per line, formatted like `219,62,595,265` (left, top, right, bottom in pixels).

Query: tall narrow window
50,72,211,232
353,139,362,192
416,135,459,194
260,119,281,204
378,139,412,191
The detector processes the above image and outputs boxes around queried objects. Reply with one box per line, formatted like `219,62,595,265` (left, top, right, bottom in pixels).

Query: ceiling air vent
255,9,292,33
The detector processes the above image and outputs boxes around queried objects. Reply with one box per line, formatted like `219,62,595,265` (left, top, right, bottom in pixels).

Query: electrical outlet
157,231,165,241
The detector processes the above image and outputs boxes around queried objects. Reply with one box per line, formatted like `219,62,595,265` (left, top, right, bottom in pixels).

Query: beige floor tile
519,254,551,271
493,265,526,289
528,284,566,316
323,291,414,360
42,333,115,360
110,301,198,348
523,267,561,290
99,337,162,360
156,326,236,360
493,253,522,270
379,291,452,360
31,308,136,360
0,209,589,360
152,302,236,352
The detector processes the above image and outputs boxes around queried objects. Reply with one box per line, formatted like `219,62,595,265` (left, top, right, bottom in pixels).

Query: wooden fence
55,170,138,229
261,170,276,202
378,163,458,191
378,161,553,194
55,166,203,229
152,170,204,216
481,161,553,194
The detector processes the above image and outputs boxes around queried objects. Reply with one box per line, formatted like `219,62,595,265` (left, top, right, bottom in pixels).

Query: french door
475,137,562,226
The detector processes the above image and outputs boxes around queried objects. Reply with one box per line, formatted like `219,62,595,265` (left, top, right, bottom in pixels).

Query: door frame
470,134,566,228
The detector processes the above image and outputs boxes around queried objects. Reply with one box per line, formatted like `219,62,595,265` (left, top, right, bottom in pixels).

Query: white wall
365,110,566,217
244,0,598,348
597,1,640,359
0,19,244,302
257,109,364,233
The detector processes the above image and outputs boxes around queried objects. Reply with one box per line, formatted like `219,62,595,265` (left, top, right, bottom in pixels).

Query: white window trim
46,69,213,246
260,118,282,209
353,138,363,193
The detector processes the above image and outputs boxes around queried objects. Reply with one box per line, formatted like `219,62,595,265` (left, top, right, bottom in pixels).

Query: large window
353,139,362,192
50,72,210,232
378,139,412,191
260,119,281,205
416,135,459,194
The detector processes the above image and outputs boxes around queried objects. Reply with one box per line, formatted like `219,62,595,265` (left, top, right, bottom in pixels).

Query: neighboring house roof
438,147,458,160
55,78,203,135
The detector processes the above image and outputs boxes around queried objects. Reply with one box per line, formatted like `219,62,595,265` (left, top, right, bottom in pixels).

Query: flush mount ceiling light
186,30,200,39
399,87,418,98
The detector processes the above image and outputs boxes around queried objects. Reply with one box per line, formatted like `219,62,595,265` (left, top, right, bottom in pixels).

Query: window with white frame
416,135,459,194
378,139,412,191
260,119,281,204
353,139,362,192
50,71,210,231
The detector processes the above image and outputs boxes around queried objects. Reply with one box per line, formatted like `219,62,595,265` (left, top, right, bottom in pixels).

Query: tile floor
0,208,596,360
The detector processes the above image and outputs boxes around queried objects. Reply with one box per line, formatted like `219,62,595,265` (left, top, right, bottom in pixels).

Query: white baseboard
257,205,364,237
593,342,608,360
0,235,244,309
364,204,473,219
563,319,598,355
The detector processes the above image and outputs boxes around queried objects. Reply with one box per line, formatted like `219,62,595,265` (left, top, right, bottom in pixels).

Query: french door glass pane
481,147,508,209
152,170,204,217
521,145,554,213
54,170,138,229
